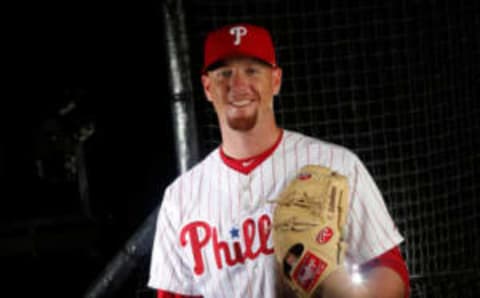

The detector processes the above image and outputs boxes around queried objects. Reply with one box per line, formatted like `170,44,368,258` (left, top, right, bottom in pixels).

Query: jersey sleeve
345,155,404,265
148,186,201,295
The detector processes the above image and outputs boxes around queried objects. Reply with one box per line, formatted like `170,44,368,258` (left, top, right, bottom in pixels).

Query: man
148,23,409,297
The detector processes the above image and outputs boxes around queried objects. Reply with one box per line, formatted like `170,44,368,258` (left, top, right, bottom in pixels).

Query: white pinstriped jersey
148,130,403,297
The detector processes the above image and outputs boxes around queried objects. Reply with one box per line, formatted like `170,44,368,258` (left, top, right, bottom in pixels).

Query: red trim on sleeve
157,290,202,298
360,246,410,298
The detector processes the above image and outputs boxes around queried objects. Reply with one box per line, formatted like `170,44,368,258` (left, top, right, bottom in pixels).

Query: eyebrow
206,58,272,72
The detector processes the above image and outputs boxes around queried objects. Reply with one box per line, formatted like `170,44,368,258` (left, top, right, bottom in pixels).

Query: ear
272,67,283,96
201,74,213,102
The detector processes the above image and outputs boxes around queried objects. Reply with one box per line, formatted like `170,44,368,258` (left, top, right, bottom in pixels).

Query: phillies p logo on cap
229,26,247,46
203,23,277,73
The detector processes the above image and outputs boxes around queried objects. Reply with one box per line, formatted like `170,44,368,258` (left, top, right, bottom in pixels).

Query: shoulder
282,129,354,153
282,129,361,170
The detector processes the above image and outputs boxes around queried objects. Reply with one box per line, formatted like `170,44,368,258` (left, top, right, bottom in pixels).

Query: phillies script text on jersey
180,214,274,275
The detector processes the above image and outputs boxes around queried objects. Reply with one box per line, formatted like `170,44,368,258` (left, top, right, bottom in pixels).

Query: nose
229,71,249,93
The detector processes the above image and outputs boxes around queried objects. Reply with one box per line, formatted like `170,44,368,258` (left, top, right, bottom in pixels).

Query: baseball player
148,23,409,297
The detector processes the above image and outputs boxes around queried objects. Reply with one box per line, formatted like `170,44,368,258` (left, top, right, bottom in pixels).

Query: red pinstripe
329,146,334,168
355,190,388,252
349,164,378,261
197,164,205,219
357,163,398,249
227,166,232,222
294,135,300,171
161,188,178,290
350,199,381,261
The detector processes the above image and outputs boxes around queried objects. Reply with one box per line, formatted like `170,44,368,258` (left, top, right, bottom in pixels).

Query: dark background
3,1,173,296
3,0,479,297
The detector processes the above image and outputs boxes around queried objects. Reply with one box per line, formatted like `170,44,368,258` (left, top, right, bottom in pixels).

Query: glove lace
271,190,327,212
273,216,318,232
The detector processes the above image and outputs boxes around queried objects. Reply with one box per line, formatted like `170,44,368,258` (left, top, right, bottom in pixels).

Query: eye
246,67,259,75
216,69,232,79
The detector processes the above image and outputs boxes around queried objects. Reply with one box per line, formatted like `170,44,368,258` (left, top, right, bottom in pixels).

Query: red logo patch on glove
298,172,312,180
292,251,328,292
316,227,334,244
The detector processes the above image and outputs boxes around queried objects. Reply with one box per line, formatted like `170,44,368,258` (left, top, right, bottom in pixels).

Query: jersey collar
220,129,283,175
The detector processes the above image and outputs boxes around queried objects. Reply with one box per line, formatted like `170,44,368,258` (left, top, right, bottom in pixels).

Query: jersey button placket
242,186,250,211
240,174,251,211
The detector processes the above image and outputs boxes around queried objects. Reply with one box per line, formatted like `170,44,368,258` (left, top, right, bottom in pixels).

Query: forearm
317,267,405,298
314,268,369,298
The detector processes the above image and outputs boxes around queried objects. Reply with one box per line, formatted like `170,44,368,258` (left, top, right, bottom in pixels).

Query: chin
227,115,258,132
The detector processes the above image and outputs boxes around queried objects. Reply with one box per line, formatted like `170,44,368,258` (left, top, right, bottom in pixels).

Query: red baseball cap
202,23,277,73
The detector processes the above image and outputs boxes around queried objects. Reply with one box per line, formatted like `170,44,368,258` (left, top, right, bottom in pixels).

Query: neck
220,120,281,159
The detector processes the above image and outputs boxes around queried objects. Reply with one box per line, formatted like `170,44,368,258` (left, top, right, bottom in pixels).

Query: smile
230,100,254,107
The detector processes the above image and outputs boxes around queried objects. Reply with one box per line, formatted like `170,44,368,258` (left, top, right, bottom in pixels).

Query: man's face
202,57,282,132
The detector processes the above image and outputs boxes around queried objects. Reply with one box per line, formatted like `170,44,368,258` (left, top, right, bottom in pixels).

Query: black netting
177,0,480,297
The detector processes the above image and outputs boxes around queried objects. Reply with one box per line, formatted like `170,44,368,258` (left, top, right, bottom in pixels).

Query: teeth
231,100,251,107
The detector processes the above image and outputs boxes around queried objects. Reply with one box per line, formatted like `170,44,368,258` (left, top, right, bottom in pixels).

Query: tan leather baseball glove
271,165,350,297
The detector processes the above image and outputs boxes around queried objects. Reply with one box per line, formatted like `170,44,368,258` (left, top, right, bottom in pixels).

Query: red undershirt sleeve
360,246,410,298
